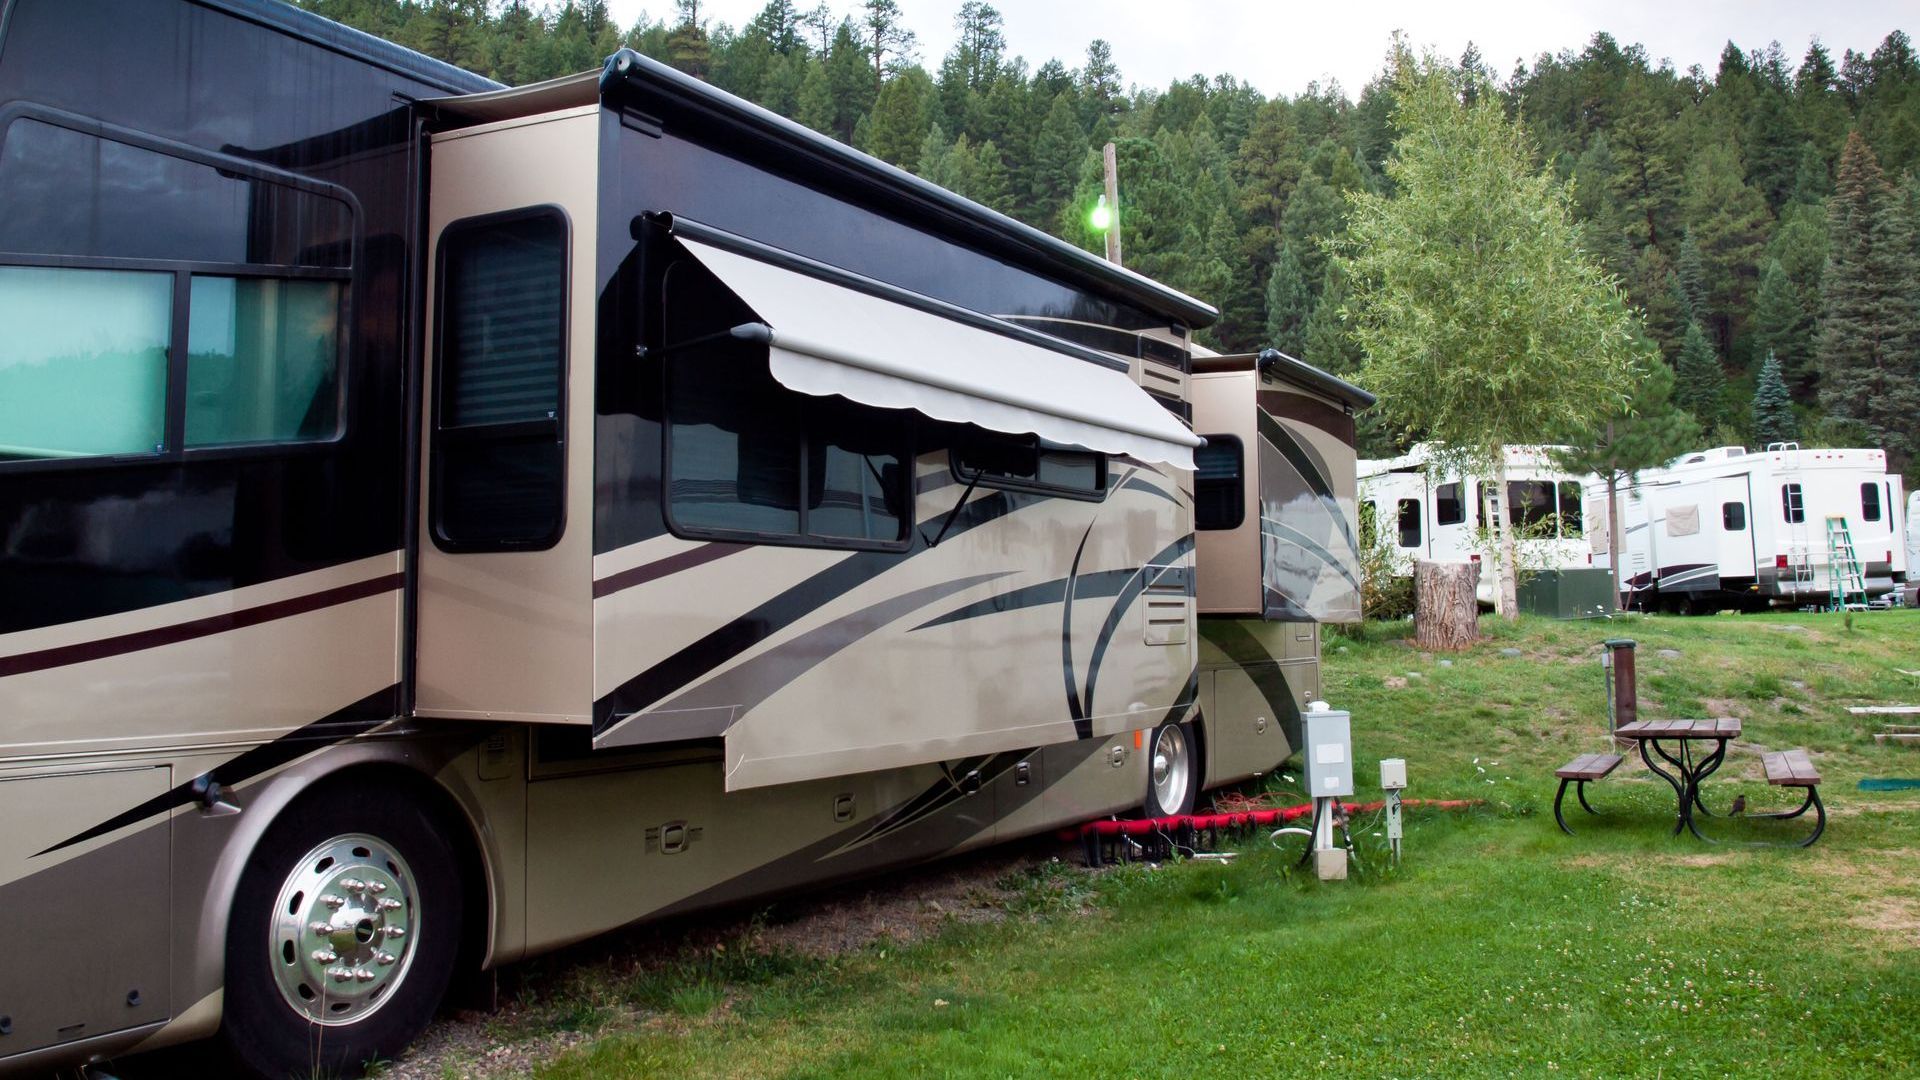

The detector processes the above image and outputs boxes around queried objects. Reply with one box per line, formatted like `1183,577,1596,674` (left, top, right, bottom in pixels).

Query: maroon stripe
593,542,748,599
0,573,405,679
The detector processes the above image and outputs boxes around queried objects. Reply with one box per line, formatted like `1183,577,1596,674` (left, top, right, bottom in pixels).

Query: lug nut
312,950,338,964
376,898,402,912
383,926,406,940
368,881,388,894
338,877,365,893
309,921,333,936
373,951,396,966
355,968,377,982
327,967,353,983
321,894,345,909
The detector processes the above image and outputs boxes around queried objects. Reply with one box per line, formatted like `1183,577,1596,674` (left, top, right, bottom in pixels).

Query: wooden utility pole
1101,141,1122,266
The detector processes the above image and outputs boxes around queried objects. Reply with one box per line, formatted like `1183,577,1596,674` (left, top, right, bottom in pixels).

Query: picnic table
1613,719,1741,841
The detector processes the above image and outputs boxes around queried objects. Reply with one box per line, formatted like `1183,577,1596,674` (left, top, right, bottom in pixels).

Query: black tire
219,779,464,1079
1142,722,1198,817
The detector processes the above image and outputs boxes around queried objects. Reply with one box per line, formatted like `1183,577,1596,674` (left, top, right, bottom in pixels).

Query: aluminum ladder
1825,515,1868,611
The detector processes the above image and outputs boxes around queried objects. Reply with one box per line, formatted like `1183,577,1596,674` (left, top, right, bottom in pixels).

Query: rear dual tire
219,781,464,1079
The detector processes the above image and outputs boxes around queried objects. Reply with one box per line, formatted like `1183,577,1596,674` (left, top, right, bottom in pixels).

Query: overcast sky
605,1,1907,98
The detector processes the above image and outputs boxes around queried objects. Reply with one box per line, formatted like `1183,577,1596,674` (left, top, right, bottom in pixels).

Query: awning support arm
922,471,982,549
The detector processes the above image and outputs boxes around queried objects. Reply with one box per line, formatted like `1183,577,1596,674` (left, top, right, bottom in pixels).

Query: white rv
1589,444,1908,612
1358,445,1595,606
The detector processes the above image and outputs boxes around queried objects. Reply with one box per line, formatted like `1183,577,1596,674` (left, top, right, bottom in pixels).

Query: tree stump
1414,561,1480,652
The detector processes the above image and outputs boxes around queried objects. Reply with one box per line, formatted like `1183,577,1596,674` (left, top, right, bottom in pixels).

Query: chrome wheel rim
268,833,420,1026
1151,726,1190,813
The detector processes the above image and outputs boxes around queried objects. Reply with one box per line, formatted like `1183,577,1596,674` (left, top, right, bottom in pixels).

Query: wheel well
276,764,490,988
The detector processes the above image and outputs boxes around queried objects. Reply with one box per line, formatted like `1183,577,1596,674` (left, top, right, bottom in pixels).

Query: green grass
530,609,1920,1079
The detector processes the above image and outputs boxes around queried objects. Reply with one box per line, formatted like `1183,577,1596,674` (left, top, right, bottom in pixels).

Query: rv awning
667,228,1203,470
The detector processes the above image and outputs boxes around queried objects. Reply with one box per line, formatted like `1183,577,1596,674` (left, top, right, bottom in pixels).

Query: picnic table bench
1552,752,1623,835
1757,749,1826,847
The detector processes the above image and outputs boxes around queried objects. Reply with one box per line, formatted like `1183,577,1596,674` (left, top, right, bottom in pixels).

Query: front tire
219,780,464,1079
1143,722,1198,817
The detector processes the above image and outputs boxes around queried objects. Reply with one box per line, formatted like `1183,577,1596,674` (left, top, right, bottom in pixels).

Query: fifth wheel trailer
1588,444,1908,611
0,3,1365,1077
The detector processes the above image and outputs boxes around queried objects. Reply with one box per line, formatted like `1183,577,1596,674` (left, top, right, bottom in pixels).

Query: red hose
1061,798,1482,841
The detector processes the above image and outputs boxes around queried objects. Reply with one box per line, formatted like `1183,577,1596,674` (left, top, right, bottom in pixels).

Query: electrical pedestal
1303,705,1353,881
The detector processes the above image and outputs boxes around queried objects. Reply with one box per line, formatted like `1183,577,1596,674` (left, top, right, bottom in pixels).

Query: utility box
1379,758,1407,790
1303,709,1353,798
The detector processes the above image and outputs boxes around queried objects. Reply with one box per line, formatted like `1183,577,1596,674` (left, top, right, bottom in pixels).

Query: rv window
1723,502,1746,530
0,266,171,461
431,209,568,551
1508,480,1557,533
954,435,1106,501
1862,482,1882,522
1782,483,1804,524
185,276,342,446
1435,482,1464,526
0,117,353,266
1193,436,1244,530
1397,499,1421,548
1557,482,1584,537
665,341,909,548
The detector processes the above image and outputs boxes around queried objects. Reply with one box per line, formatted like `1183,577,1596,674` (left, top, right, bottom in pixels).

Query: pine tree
865,67,933,168
1675,231,1708,320
1817,131,1920,469
1673,319,1727,429
666,0,711,79
1263,245,1312,357
1750,258,1816,393
1027,92,1085,227
1683,142,1772,349
1301,262,1358,375
1750,350,1798,446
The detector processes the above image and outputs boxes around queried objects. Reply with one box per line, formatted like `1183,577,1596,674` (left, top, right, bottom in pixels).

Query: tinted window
1557,481,1584,536
1782,483,1804,524
1862,482,1882,522
955,435,1106,500
1193,436,1244,531
185,276,341,446
1397,498,1421,548
0,117,351,266
0,266,171,460
1508,480,1557,532
1435,482,1464,526
1723,502,1746,531
432,210,567,550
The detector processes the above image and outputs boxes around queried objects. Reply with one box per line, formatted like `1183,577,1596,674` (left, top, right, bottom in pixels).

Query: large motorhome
1588,444,1908,611
1358,445,1594,606
0,3,1370,1076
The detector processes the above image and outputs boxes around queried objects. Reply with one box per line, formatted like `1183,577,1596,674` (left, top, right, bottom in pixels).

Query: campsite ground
388,609,1920,1079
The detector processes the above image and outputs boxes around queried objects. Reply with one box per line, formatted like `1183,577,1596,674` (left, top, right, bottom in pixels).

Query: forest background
296,0,1920,475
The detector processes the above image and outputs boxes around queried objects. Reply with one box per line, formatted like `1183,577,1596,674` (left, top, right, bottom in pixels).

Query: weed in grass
666,980,725,1017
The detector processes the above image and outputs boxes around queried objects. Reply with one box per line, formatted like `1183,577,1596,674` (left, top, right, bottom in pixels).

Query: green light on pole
1089,194,1112,232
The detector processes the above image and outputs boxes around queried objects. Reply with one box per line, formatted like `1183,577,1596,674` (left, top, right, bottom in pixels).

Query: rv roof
423,49,1219,328
1189,347,1375,408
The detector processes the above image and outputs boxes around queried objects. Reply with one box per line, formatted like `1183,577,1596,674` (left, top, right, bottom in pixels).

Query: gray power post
1303,705,1353,880
1380,758,1407,863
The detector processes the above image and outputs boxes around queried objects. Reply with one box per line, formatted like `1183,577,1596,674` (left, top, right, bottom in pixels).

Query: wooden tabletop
1615,718,1743,740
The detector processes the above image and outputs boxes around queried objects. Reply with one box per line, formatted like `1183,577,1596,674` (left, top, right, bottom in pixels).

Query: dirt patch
1848,897,1920,946
1700,699,1745,719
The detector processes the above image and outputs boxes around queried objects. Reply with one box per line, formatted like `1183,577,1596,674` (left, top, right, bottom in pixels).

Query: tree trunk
1492,452,1520,619
1414,561,1481,651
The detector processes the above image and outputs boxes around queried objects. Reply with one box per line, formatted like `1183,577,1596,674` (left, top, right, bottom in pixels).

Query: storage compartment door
0,767,170,1054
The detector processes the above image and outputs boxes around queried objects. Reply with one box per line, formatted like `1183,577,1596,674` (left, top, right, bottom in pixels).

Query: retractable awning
666,226,1203,470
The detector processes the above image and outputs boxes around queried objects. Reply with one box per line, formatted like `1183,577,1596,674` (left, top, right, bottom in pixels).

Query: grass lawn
527,609,1920,1079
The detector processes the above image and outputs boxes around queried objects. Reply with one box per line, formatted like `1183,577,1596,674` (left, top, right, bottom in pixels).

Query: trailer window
431,209,568,551
0,266,171,461
185,276,341,446
1397,498,1421,548
1508,480,1557,533
1435,482,1464,526
1557,482,1584,537
1862,483,1882,522
1193,436,1244,530
1723,502,1746,530
1782,483,1804,524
